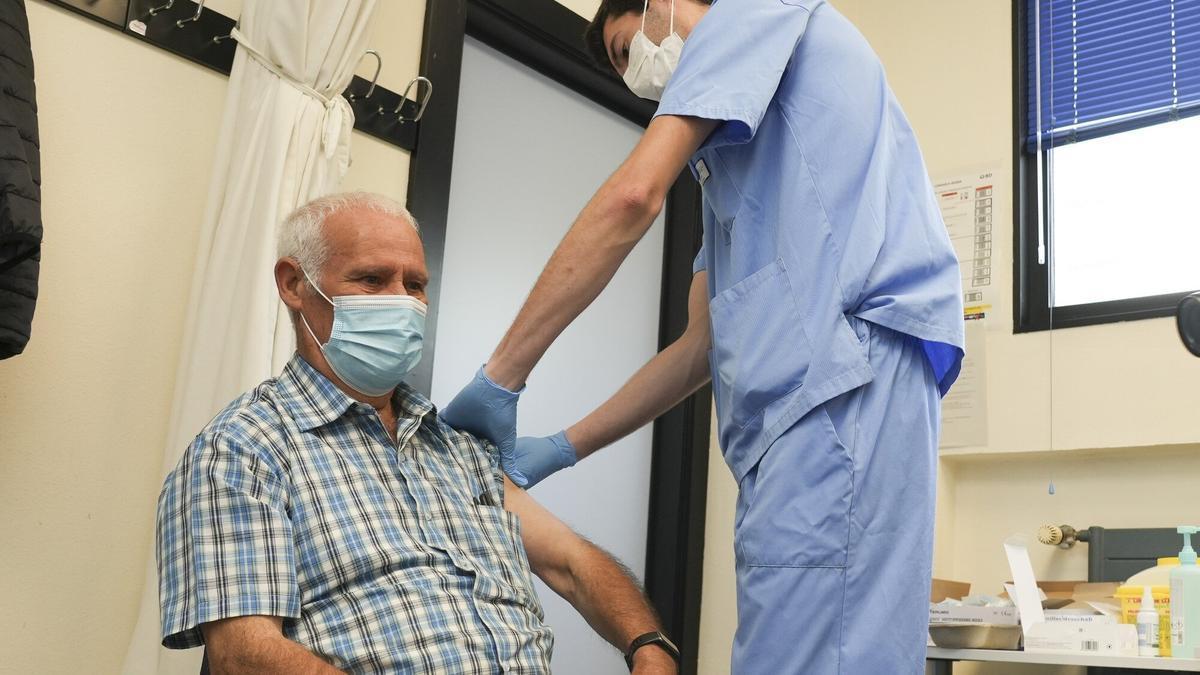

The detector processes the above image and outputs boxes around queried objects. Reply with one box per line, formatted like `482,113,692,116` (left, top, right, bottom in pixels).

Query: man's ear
275,258,305,313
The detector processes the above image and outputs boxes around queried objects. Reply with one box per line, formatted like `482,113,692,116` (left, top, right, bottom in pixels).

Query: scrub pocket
734,403,854,568
708,259,814,477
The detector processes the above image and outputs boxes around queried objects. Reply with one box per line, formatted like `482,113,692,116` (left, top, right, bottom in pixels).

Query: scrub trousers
730,318,940,675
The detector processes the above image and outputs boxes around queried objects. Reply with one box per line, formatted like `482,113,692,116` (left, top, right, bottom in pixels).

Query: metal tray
929,623,1023,650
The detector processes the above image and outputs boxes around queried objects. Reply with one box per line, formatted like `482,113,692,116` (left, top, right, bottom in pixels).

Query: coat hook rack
45,0,425,153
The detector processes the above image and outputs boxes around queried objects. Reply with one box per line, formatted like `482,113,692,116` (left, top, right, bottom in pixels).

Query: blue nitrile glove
512,431,579,488
440,366,523,476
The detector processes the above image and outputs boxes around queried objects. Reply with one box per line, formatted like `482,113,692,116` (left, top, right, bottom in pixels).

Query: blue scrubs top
656,0,965,481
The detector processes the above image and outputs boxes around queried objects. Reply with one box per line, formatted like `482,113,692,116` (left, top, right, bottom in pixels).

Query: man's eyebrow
346,265,392,277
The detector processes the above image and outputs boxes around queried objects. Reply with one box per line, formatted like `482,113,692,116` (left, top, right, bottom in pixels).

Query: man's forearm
567,328,710,458
209,637,343,675
562,539,665,655
567,269,711,459
484,115,717,391
485,179,661,390
203,617,344,675
510,479,677,670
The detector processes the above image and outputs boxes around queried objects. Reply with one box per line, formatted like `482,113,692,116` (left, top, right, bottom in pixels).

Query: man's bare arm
201,615,344,675
485,115,718,390
568,270,711,458
504,477,676,672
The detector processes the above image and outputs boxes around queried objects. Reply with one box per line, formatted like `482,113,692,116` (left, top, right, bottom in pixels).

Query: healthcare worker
442,0,965,672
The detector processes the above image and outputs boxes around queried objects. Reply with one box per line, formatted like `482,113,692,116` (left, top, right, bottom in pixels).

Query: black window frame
1013,0,1198,333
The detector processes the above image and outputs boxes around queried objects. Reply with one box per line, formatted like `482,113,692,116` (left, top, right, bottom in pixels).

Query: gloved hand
510,431,579,488
440,366,523,473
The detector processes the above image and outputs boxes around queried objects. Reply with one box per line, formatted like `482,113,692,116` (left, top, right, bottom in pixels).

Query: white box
1024,621,1137,655
1043,610,1118,626
1003,535,1138,656
929,605,1019,626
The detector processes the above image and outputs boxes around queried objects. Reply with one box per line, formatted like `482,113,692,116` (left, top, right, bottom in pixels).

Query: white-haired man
156,192,679,674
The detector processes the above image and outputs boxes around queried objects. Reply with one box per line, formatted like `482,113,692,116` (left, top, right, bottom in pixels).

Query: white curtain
122,1,377,672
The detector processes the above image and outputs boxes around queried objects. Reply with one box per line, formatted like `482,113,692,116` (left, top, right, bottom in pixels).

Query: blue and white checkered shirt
157,355,553,673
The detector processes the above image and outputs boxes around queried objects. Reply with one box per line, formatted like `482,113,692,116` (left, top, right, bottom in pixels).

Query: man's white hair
277,191,418,283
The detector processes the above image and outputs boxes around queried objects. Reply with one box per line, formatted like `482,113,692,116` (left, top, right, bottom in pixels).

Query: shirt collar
279,354,435,432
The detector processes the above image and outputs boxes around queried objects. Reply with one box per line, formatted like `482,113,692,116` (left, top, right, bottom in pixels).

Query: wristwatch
624,631,680,670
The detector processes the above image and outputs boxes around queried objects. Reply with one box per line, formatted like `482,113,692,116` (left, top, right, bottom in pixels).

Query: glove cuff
477,365,525,396
551,430,579,468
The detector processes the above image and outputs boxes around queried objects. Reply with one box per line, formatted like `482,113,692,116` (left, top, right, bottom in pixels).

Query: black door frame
404,1,712,672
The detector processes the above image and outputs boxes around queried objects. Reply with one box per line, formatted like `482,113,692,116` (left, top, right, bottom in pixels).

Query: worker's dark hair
583,0,712,73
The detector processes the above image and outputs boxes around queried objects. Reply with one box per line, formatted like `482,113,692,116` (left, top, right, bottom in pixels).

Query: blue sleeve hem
654,105,761,147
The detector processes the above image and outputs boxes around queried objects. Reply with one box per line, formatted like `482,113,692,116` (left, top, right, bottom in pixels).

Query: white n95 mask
623,0,683,102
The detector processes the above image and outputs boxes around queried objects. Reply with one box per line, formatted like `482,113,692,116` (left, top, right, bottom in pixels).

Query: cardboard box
931,578,972,603
1004,535,1138,656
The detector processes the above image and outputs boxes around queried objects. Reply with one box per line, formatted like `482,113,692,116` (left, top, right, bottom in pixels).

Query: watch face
626,631,680,667
654,632,679,654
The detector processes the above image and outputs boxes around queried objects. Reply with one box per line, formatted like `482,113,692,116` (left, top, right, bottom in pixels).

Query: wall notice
935,169,1000,321
940,318,988,449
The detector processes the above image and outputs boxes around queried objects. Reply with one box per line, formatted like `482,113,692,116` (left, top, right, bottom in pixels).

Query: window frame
1013,0,1196,333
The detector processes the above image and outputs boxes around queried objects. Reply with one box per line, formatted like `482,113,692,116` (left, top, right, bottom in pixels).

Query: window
1016,0,1200,331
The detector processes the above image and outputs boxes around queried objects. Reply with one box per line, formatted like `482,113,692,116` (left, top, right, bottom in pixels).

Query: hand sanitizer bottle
1170,526,1200,659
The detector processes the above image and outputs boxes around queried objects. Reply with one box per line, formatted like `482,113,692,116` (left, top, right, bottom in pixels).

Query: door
430,36,667,674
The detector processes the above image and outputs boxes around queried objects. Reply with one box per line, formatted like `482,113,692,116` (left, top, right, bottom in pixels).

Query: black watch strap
624,631,680,670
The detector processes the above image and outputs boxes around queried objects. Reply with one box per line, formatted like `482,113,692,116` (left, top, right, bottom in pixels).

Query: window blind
1026,0,1200,150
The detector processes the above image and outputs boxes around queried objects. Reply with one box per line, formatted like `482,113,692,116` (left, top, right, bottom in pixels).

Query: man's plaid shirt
157,354,553,673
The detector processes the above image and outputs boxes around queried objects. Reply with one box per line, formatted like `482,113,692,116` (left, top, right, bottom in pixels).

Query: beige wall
697,1,1200,674
0,2,422,673
8,1,1190,674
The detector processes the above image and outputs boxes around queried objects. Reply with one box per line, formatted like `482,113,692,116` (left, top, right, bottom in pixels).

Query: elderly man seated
156,192,678,674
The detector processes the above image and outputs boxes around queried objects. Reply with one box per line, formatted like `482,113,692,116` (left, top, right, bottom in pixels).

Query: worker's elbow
612,182,664,224
679,312,709,348
682,323,712,369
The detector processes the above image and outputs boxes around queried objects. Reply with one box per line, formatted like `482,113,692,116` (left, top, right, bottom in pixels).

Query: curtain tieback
232,28,347,159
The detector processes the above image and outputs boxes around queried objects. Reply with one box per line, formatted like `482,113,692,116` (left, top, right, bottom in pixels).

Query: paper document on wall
936,168,999,320
940,318,988,448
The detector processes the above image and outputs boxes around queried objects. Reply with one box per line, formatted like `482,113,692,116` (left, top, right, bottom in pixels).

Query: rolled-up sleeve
156,430,298,648
655,0,818,147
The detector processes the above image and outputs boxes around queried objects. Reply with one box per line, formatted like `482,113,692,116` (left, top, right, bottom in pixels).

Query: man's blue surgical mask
622,0,683,102
300,269,426,397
